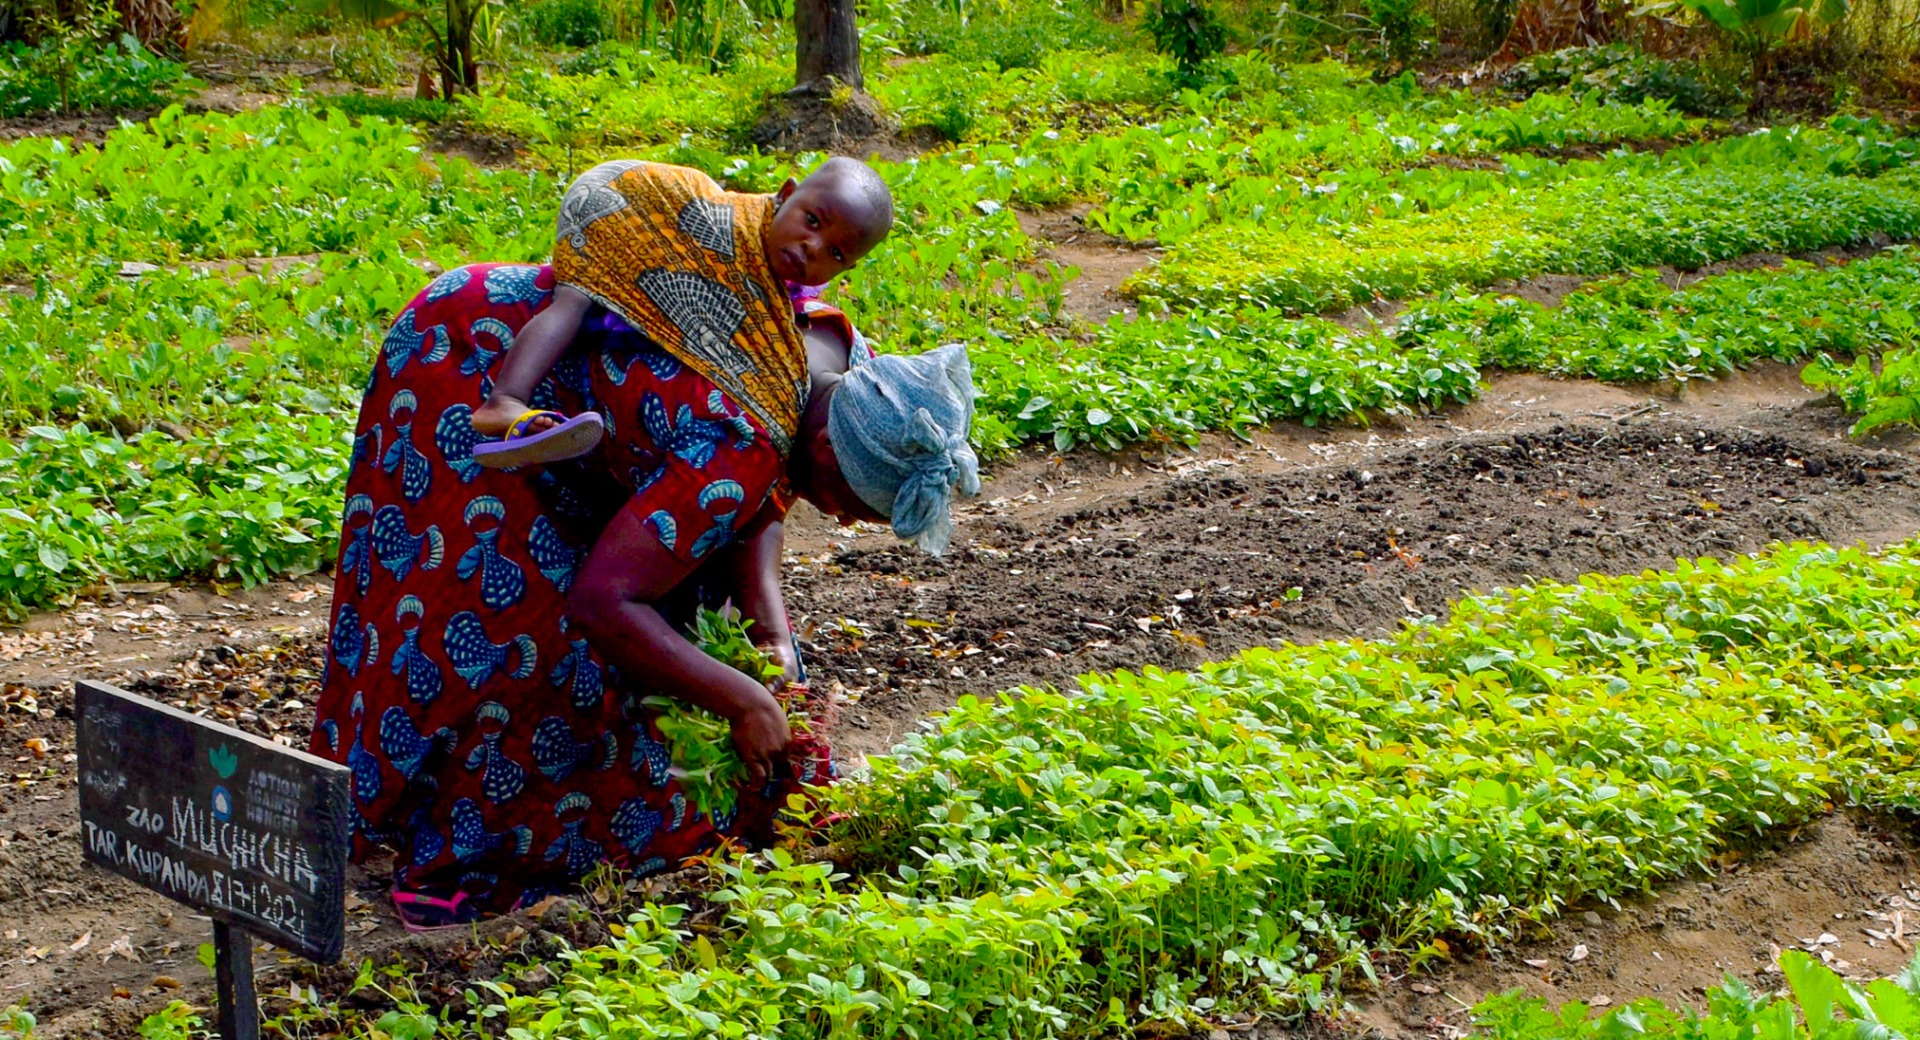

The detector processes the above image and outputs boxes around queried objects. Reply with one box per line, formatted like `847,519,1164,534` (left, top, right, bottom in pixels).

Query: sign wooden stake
75,681,349,1040
212,921,259,1040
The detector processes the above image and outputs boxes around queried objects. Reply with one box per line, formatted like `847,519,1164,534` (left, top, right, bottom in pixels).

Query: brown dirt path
3,373,1918,1035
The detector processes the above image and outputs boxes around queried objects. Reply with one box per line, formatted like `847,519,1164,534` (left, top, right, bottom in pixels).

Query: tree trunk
793,0,861,94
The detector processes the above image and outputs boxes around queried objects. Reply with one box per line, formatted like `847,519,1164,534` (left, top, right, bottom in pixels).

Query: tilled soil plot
798,408,1919,758
3,398,1919,1035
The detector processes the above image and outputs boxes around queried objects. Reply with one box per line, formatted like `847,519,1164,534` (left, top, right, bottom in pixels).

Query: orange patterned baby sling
552,161,809,456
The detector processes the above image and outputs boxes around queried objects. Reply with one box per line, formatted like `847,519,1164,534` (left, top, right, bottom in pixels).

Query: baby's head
764,157,892,288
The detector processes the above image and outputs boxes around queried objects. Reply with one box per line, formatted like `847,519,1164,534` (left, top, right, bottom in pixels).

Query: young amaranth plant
644,608,829,820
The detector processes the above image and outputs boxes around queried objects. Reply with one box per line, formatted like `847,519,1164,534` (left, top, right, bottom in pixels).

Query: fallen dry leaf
68,930,91,953
23,737,47,758
1567,944,1589,962
151,976,181,990
1410,982,1439,995
101,934,139,964
1523,958,1551,969
1591,995,1613,1007
112,986,132,999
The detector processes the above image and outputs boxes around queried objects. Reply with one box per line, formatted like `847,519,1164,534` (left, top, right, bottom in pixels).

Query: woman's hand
756,634,801,687
730,694,794,787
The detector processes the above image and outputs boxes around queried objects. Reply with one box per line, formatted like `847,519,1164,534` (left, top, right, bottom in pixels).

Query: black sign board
75,681,351,963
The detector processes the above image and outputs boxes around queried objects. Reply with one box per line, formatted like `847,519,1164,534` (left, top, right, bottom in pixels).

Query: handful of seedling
642,607,827,820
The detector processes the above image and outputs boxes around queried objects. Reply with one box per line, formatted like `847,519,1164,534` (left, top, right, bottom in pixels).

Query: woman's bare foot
471,394,559,439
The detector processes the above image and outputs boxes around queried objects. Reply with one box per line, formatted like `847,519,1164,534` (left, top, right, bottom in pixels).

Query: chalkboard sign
76,681,351,964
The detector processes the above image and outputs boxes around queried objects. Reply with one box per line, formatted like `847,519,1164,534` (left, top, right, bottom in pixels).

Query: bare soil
4,366,1919,1035
1016,206,1156,323
1345,813,1920,1039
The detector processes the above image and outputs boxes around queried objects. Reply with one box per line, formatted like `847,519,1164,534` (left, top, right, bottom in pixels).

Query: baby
470,157,894,467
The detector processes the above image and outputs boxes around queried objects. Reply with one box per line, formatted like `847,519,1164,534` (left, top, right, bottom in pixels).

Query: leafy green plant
1663,0,1849,112
133,1002,202,1040
1144,0,1226,85
643,608,811,818
0,32,190,117
475,537,1920,1035
310,0,505,99
328,28,402,86
1398,249,1920,384
525,0,610,46
1473,951,1920,1040
1361,0,1433,70
1500,44,1738,116
1805,343,1920,436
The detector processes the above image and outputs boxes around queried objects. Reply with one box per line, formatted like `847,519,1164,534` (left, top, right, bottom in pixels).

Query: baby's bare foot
472,394,550,438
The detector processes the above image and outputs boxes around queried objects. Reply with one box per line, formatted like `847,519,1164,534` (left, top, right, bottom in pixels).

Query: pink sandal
390,885,482,933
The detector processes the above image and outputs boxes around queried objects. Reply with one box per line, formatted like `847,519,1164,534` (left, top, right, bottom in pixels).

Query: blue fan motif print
527,516,581,594
529,379,560,412
406,807,447,867
640,390,754,470
644,510,678,553
450,799,533,862
712,802,738,833
689,479,746,559
444,611,538,690
600,349,636,386
350,424,383,469
378,706,452,782
637,344,683,381
549,619,603,711
318,717,339,754
533,470,604,527
372,506,444,582
543,793,605,879
380,391,434,503
462,701,527,804
346,693,381,804
456,497,527,610
435,405,484,484
609,798,663,854
463,316,513,378
630,722,672,785
484,265,549,306
530,716,616,782
338,495,376,598
382,308,451,377
551,352,593,395
389,596,444,705
666,792,690,831
350,805,384,842
331,602,380,678
424,267,472,302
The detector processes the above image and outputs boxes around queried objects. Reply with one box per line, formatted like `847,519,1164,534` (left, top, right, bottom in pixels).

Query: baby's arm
472,285,593,437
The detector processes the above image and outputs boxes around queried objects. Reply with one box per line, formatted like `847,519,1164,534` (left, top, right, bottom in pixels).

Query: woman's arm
719,504,799,683
569,506,793,783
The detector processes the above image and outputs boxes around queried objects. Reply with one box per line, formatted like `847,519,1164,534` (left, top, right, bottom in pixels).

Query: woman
308,262,977,926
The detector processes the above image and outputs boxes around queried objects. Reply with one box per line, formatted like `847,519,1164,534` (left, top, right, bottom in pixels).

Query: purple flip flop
472,410,606,469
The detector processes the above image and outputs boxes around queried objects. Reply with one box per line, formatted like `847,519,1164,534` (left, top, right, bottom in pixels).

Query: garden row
3,111,1920,614
6,244,1916,612
4,99,1919,612
445,537,1920,1037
